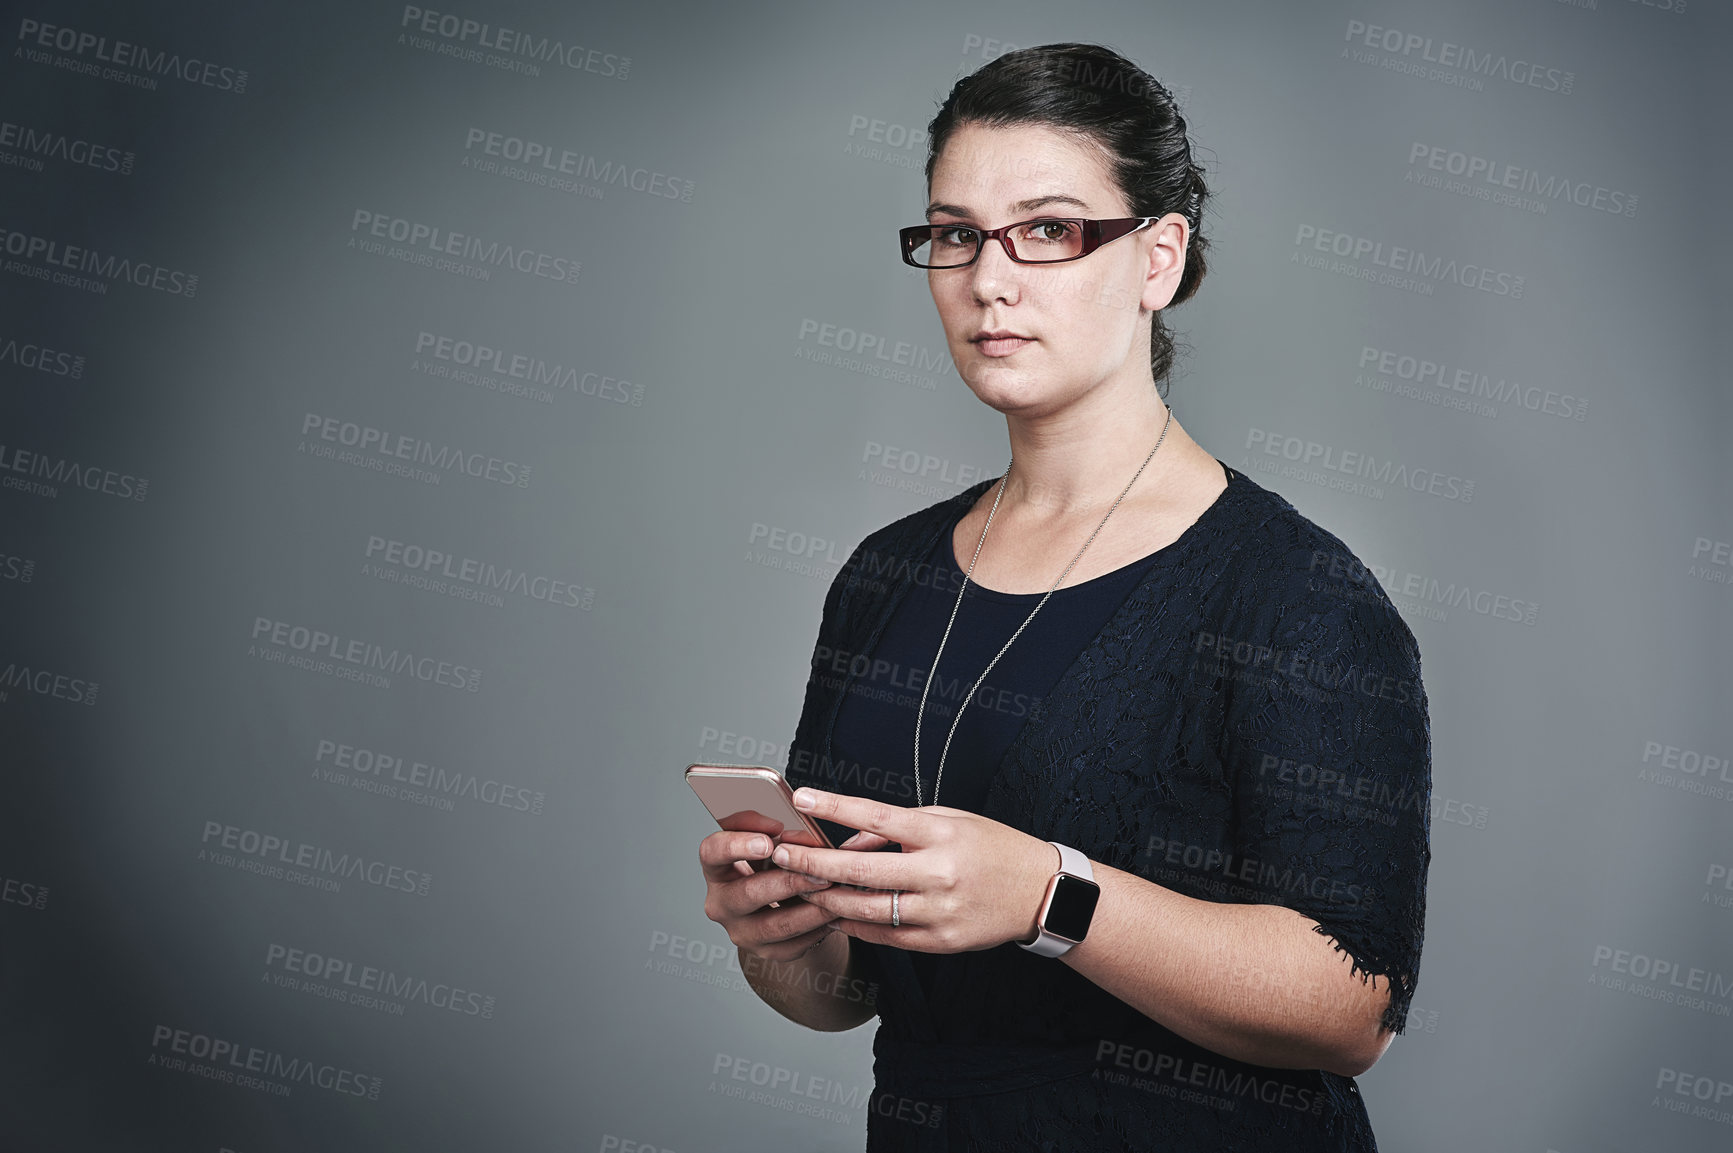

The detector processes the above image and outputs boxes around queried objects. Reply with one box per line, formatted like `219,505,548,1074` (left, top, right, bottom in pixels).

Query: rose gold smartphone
684,763,835,850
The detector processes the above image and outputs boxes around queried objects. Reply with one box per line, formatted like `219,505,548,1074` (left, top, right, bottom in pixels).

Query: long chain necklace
913,405,1173,808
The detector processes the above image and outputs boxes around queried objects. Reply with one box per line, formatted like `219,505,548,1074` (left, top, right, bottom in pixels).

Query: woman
699,42,1430,1152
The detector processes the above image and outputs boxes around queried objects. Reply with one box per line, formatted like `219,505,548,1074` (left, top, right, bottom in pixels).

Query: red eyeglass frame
899,216,1159,268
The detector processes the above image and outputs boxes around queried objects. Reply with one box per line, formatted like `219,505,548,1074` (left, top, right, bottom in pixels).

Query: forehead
928,121,1121,219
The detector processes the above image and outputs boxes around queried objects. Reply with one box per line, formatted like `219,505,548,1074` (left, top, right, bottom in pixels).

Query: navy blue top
832,461,1234,998
787,460,1431,1152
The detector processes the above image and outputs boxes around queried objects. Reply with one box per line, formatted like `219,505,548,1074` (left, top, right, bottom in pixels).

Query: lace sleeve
1216,541,1433,1035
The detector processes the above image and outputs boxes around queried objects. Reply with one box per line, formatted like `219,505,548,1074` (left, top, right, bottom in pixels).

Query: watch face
1045,874,1101,941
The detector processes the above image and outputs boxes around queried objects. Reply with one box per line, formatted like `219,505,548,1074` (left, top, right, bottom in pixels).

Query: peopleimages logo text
365,536,592,609
250,617,483,692
399,6,630,78
350,210,579,285
149,1025,381,1099
1357,346,1587,422
265,943,496,1018
1245,428,1474,502
200,821,433,896
0,120,134,173
464,129,691,200
1407,143,1636,217
1293,225,1523,298
0,442,147,501
315,738,547,814
414,330,639,404
0,226,198,296
300,413,531,488
0,333,85,378
1343,19,1574,93
0,659,98,705
16,18,249,92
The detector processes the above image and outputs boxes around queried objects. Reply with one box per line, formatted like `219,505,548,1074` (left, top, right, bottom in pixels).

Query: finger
839,830,893,851
828,917,941,951
793,788,923,844
726,870,829,918
699,830,777,883
737,897,839,954
745,917,841,964
716,862,834,918
802,885,914,926
771,840,915,890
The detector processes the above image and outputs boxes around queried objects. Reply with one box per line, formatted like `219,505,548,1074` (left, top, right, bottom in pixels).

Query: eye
1022,220,1079,244
935,226,977,246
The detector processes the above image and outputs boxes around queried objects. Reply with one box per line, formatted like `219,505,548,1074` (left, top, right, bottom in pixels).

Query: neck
998,376,1182,516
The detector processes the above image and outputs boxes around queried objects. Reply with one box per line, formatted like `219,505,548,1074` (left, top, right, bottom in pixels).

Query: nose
969,232,1022,299
979,229,1023,266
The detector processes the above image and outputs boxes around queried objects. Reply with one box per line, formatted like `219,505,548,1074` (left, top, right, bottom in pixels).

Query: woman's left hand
774,786,1059,953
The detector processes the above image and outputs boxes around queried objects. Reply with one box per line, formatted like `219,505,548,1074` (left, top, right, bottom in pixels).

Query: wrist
1016,841,1102,958
1014,837,1061,946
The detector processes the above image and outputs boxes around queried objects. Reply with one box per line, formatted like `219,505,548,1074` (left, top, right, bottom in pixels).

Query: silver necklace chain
913,405,1173,808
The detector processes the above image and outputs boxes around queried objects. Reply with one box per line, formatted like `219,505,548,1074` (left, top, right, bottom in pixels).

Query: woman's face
925,121,1189,418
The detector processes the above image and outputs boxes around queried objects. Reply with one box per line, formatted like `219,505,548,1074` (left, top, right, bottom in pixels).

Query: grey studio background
0,0,1727,1151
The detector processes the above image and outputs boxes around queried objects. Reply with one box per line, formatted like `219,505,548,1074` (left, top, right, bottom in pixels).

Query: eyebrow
925,194,1092,221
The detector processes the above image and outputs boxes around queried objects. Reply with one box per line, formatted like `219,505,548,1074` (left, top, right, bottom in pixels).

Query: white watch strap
1019,841,1095,958
1052,841,1093,883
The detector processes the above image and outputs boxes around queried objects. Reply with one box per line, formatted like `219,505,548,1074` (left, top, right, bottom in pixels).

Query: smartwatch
1017,841,1101,958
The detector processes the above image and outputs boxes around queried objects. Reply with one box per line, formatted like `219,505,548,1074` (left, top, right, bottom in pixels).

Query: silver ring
891,890,900,927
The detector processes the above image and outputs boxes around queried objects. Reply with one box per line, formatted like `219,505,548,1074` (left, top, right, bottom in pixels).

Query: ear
1141,211,1190,312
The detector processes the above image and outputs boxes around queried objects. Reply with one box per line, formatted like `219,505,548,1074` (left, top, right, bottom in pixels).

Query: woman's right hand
700,829,842,963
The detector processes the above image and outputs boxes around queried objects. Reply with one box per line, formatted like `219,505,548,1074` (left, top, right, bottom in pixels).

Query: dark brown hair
924,43,1210,396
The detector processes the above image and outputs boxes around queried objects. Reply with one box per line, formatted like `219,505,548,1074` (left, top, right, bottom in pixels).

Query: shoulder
1223,479,1381,592
842,478,996,580
1210,474,1423,680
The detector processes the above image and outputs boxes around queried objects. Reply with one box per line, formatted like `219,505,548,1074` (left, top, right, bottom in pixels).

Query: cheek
1084,280,1144,339
936,296,967,329
1049,293,1116,348
934,297,979,346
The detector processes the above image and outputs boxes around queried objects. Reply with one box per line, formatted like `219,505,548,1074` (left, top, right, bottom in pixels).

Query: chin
961,365,1063,414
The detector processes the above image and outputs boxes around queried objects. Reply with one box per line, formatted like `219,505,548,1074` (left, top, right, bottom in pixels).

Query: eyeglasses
898,216,1158,269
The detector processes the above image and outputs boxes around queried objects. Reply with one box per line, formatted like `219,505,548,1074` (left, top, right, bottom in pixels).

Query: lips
972,330,1031,342
974,333,1033,357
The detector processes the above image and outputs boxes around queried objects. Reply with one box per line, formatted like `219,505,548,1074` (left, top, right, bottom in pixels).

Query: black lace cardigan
785,467,1432,1152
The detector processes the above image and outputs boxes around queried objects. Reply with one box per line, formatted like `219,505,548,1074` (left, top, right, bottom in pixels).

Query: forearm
740,927,878,1033
1059,863,1392,1075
